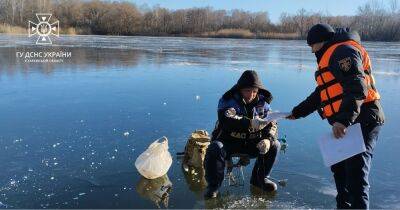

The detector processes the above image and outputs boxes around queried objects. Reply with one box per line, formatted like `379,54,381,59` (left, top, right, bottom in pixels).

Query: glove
257,139,271,155
267,121,278,137
250,116,269,131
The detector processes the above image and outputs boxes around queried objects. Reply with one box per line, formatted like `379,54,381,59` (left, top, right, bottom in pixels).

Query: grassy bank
0,24,91,35
0,24,26,34
201,29,256,39
60,27,92,35
200,29,300,40
0,24,301,40
0,25,303,40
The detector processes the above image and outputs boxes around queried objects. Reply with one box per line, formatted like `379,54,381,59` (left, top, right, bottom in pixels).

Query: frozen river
0,35,399,208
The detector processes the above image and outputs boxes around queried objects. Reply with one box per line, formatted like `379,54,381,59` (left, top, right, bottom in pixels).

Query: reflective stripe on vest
316,40,380,118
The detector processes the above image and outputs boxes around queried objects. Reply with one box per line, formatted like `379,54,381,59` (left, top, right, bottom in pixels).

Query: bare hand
332,122,347,139
286,114,296,120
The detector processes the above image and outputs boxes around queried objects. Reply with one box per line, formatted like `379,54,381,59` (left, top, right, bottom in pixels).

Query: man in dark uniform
287,23,385,209
204,70,281,198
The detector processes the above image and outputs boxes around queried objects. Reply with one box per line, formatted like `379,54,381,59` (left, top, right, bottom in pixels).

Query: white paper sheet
317,123,366,167
264,112,291,123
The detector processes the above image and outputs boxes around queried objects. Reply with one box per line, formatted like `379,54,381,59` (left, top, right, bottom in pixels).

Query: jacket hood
330,27,361,44
222,70,272,103
222,84,273,104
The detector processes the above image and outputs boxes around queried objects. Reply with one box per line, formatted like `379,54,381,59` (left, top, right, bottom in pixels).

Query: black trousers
204,139,280,190
331,123,382,209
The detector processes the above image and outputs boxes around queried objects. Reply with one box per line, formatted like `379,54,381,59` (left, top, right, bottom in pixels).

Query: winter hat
307,23,335,45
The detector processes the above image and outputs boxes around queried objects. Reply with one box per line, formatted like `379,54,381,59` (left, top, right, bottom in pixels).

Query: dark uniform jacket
292,28,385,127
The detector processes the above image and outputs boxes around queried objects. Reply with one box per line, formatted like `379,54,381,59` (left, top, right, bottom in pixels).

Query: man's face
310,42,325,53
240,87,258,103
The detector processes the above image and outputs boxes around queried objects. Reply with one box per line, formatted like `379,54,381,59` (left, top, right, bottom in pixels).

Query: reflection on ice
1,35,398,77
136,175,172,208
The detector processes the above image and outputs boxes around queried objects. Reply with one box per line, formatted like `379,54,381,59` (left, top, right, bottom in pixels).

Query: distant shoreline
0,24,301,40
1,1,399,42
3,32,400,43
2,24,400,43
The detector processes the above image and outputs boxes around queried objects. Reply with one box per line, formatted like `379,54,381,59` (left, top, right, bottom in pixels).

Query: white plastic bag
135,136,173,179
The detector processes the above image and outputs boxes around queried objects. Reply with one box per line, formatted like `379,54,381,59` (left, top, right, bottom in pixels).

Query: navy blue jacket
212,87,277,145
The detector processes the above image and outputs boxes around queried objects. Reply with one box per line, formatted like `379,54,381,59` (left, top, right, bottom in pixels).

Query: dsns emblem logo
28,13,59,45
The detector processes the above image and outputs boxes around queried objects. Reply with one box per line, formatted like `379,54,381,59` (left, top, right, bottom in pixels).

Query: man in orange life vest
287,24,385,209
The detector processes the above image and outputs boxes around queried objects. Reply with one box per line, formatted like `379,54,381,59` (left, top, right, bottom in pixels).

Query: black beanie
236,70,265,89
307,23,335,45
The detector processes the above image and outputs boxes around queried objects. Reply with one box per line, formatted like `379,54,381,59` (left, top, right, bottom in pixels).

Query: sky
126,0,389,23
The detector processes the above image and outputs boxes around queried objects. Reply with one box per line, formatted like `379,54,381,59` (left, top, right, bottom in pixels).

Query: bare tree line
0,0,399,41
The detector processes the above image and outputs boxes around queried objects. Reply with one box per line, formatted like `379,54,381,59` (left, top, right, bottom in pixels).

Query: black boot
204,141,226,199
262,178,278,191
204,185,219,199
250,176,277,192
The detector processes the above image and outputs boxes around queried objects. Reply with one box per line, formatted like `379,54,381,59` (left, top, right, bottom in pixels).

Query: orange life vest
315,40,380,118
